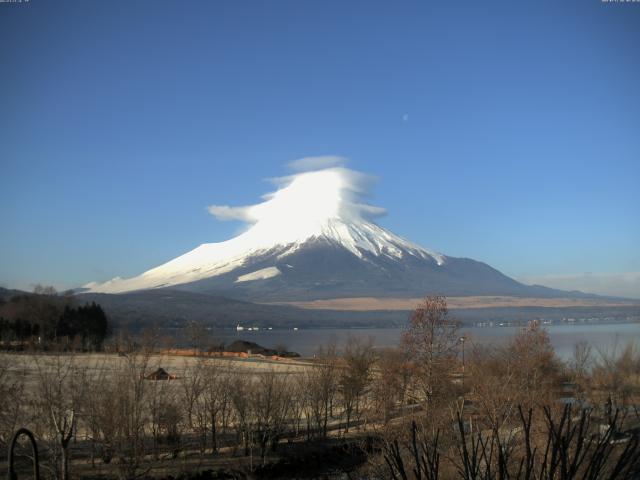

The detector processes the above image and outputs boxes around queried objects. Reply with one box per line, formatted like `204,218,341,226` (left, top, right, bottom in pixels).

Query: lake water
215,322,640,360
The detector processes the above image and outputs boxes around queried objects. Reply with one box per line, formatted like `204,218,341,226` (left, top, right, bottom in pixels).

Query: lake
215,322,640,360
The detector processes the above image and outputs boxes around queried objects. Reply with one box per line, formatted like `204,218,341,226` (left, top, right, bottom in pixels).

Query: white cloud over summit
206,157,386,226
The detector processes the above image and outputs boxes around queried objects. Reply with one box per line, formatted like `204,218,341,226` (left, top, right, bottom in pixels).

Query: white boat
236,324,244,331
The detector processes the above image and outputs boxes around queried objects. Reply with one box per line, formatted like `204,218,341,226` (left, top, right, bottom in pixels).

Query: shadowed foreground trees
382,404,640,480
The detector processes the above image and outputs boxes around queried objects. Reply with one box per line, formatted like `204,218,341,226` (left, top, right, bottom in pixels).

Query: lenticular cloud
206,157,386,227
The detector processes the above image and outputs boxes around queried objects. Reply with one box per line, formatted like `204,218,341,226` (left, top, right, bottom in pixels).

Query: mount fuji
84,165,577,302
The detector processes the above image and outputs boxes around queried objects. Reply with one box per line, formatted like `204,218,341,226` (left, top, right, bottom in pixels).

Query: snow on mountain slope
236,267,281,283
84,167,445,294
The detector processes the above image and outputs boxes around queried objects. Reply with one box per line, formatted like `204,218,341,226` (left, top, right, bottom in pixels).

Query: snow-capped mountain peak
85,167,444,294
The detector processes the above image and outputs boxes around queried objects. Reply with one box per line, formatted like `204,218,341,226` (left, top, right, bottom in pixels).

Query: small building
143,367,176,381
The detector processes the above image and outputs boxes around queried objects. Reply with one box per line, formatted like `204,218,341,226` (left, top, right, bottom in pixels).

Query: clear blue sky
1,0,639,295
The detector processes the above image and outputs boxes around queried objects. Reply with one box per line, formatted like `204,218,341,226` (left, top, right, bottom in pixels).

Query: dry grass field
271,295,640,311
1,351,314,386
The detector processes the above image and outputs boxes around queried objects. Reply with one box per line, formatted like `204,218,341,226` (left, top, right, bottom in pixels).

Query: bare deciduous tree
181,360,207,453
108,352,153,479
339,336,375,432
373,347,414,424
229,373,252,456
33,353,86,480
251,370,292,463
306,343,339,438
508,320,560,408
146,365,176,459
592,342,640,413
468,323,562,434
202,362,231,454
402,296,460,407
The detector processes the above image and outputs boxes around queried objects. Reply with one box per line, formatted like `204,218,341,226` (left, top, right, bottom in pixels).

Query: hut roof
145,367,174,380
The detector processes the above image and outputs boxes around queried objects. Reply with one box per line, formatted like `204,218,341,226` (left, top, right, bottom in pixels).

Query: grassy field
1,350,315,385
271,295,640,311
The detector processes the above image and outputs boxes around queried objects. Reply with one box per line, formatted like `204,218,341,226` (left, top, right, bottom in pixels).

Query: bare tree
339,336,375,432
107,352,152,479
592,342,640,413
467,322,562,437
181,360,207,453
402,296,460,407
146,366,176,459
570,340,593,402
251,370,292,463
158,397,182,459
373,347,414,424
201,361,231,454
80,357,112,468
467,343,521,434
306,343,339,438
229,373,252,456
33,353,86,480
508,320,560,408
288,373,307,438
572,340,593,376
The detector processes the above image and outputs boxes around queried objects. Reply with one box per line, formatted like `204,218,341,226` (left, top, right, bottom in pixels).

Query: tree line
0,285,109,350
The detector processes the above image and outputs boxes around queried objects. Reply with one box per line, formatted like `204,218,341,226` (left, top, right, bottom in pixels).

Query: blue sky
1,1,639,297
